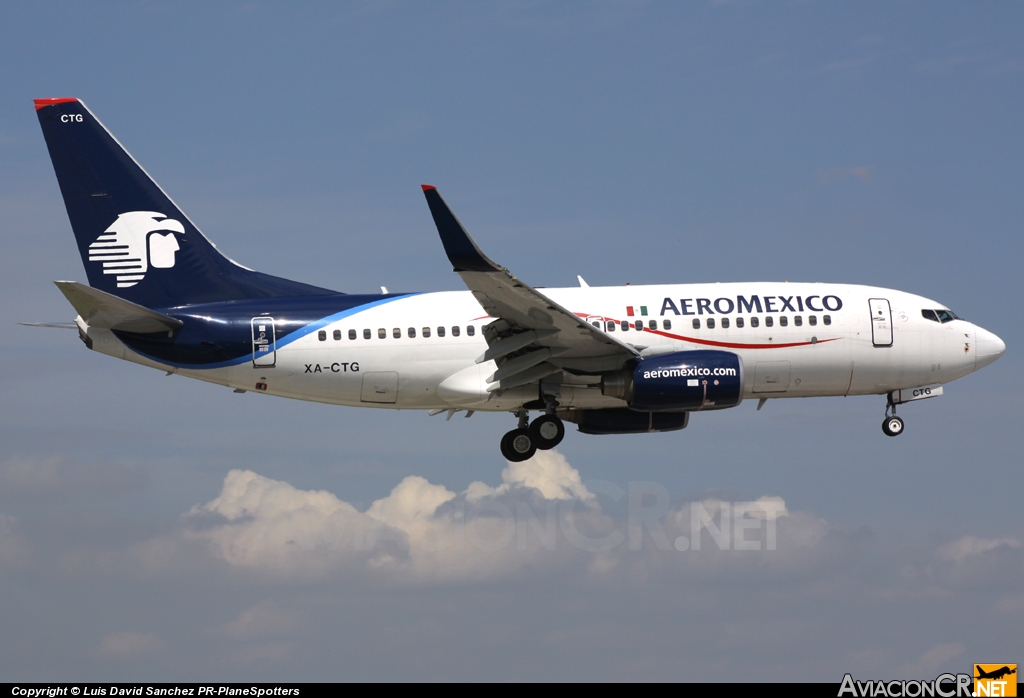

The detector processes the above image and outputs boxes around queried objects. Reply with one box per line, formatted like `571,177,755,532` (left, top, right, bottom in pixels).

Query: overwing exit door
251,316,276,367
869,299,893,347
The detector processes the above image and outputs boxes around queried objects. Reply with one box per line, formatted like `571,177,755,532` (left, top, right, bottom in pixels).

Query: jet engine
601,350,744,411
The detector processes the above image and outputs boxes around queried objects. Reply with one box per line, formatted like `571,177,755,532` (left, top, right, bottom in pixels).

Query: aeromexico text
659,294,843,316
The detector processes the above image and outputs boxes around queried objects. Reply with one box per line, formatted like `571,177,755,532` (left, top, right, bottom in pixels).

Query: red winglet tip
34,97,79,110
421,184,436,192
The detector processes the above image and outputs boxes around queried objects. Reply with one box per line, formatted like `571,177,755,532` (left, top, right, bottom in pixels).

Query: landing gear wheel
500,428,537,462
530,415,565,450
882,415,904,437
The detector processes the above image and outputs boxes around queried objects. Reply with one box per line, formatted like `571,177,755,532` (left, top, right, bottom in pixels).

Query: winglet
421,187,504,273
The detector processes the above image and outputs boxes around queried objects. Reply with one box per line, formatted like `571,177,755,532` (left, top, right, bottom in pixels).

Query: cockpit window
924,309,959,323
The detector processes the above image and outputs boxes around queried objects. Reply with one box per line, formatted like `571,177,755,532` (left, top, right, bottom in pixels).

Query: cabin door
251,316,277,367
869,298,893,347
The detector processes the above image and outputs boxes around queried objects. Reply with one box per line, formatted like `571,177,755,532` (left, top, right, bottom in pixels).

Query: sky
1,1,1022,682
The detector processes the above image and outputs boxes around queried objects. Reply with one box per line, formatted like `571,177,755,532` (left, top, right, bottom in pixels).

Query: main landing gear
882,398,905,437
500,409,566,462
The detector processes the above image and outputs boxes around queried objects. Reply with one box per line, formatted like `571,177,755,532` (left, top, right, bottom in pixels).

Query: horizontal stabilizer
54,281,183,333
19,322,77,329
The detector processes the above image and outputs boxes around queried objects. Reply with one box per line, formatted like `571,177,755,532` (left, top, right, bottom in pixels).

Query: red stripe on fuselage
573,312,838,349
642,327,839,350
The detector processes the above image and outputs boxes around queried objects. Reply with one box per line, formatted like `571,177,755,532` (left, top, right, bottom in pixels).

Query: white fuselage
90,282,1002,413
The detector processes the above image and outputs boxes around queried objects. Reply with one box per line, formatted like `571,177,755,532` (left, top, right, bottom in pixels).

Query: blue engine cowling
605,350,744,412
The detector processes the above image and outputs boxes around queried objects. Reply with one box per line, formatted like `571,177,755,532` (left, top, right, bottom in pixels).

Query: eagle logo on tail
88,211,184,288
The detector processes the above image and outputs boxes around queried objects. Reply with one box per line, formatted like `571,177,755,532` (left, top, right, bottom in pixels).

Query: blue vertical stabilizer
35,98,338,308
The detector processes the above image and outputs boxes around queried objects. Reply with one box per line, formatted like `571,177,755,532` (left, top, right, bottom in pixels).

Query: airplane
30,97,1006,462
975,666,1016,681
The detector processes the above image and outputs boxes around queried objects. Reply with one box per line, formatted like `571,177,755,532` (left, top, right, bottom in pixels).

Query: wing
421,185,637,392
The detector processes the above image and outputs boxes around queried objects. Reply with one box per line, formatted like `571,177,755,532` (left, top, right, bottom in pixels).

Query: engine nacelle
602,350,744,412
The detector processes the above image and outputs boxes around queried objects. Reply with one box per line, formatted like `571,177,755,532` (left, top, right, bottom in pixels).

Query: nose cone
975,326,1006,370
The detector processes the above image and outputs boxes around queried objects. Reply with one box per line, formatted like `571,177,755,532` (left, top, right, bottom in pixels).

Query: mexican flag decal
625,306,648,317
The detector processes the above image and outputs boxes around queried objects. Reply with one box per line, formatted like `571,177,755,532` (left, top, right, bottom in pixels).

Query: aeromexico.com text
660,294,843,316
642,367,738,379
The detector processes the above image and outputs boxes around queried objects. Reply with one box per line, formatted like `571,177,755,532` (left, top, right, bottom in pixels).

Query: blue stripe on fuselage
115,293,418,369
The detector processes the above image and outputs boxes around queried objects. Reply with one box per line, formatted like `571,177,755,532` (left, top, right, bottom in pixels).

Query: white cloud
366,475,457,528
465,451,594,503
936,535,1022,564
180,452,611,583
172,451,833,585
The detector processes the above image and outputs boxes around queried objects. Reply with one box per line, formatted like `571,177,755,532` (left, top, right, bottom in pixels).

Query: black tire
530,415,565,450
500,428,536,462
882,415,904,437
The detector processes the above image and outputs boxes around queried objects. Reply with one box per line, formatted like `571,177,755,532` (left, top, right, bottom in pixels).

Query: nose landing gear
882,397,904,437
499,409,566,462
882,414,904,436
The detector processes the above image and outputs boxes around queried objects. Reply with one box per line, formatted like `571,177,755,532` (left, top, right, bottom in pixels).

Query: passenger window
736,317,745,328
721,317,730,329
333,329,341,340
750,317,759,328
692,319,700,330
779,316,788,327
649,320,658,330
408,327,416,338
363,329,371,340
437,326,446,337
823,315,831,326
921,309,939,322
318,330,327,341
808,315,817,327
794,316,802,327
467,325,475,336
765,316,774,328
591,321,600,328
452,326,460,337
378,328,386,339
422,327,431,338
635,320,644,330
663,319,672,330
621,320,629,331
707,318,716,329
393,328,401,339
349,329,357,340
